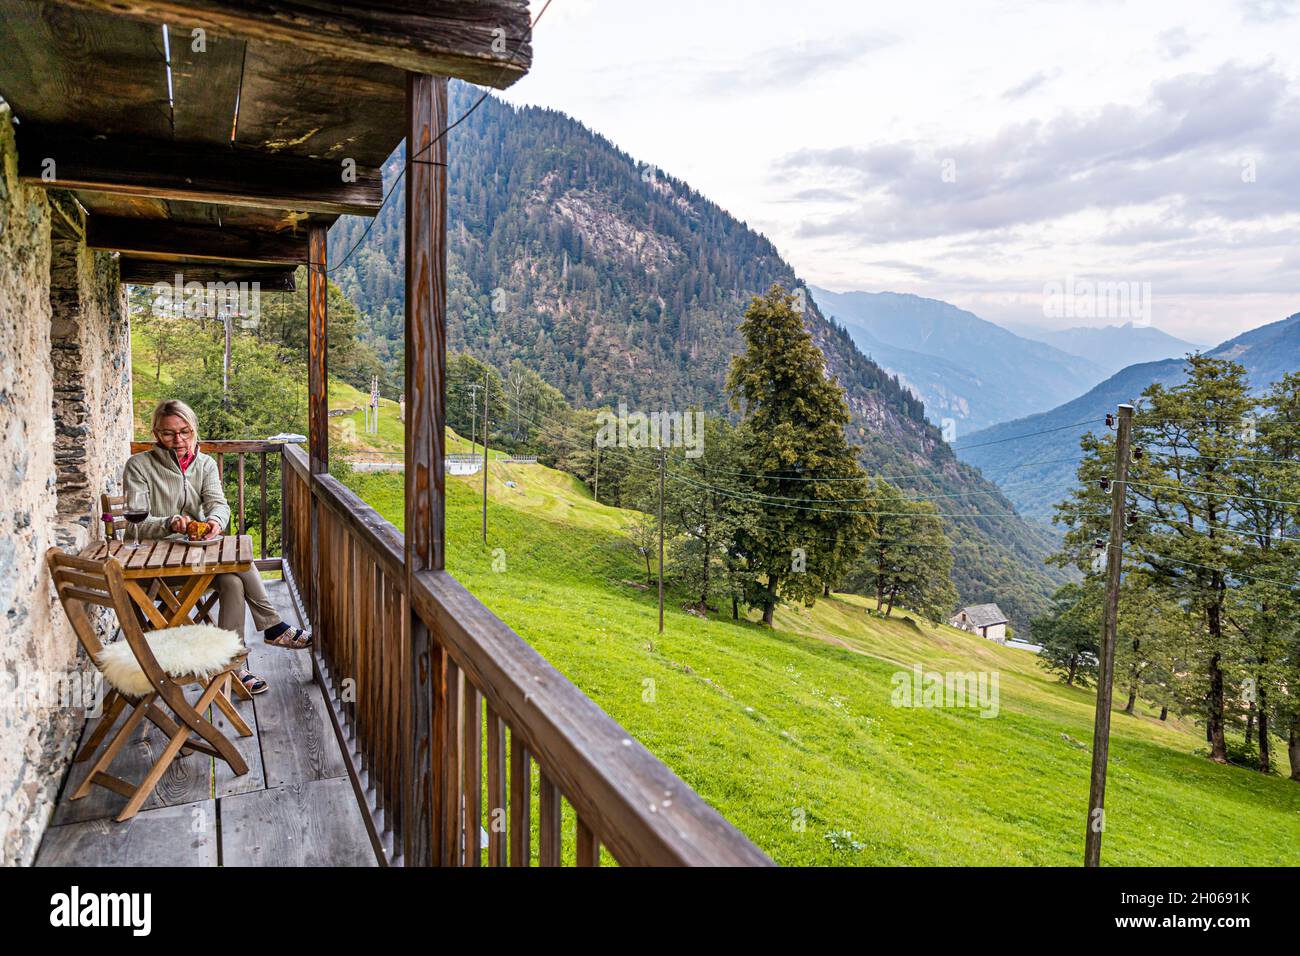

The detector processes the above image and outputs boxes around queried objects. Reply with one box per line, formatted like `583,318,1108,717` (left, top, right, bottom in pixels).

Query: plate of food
172,520,222,546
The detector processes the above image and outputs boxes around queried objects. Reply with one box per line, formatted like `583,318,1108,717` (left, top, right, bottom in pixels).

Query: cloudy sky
500,0,1300,346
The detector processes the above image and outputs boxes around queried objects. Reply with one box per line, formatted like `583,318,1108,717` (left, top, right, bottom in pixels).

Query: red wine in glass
124,491,150,549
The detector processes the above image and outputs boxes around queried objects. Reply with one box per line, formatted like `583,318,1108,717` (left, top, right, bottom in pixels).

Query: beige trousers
213,567,282,641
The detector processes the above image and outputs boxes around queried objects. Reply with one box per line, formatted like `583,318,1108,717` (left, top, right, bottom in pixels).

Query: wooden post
1084,402,1133,867
594,441,600,504
469,382,479,455
307,223,329,631
658,450,665,635
223,313,233,396
482,367,489,543
403,71,449,867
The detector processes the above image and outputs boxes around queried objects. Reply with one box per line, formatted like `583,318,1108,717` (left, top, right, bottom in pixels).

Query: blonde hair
151,399,200,443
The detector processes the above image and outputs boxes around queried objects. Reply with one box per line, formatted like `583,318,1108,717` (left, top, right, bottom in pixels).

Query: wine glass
123,490,150,550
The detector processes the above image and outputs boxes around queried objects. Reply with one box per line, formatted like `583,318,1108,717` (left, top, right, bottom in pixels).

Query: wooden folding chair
46,548,252,822
100,491,219,626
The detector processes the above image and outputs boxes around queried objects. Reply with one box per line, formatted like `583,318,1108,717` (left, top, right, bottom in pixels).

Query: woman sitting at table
122,399,311,696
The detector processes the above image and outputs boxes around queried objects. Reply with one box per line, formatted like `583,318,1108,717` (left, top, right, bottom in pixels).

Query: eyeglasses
157,428,194,440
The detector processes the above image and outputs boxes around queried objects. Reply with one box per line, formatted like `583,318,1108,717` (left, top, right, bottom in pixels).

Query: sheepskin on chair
96,624,243,698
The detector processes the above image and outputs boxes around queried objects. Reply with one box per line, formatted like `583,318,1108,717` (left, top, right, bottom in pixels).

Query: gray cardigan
121,444,231,540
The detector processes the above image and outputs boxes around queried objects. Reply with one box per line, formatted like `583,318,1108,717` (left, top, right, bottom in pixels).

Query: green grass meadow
340,446,1300,867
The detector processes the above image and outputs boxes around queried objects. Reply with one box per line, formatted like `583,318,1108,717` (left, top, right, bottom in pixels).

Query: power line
1122,547,1299,591
1123,479,1300,509
325,0,554,276
669,470,1103,520
1127,508,1299,544
948,417,1105,452
1135,445,1300,468
501,400,1083,505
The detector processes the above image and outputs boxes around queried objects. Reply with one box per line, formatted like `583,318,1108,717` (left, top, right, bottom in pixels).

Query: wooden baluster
441,656,462,866
462,683,482,866
509,735,530,867
539,771,562,867
486,707,506,866
352,543,364,756
237,453,246,535
259,450,267,559
363,552,374,795
393,582,407,849
349,538,360,739
279,450,288,569
343,520,353,723
368,553,380,789
576,818,600,867
382,573,397,829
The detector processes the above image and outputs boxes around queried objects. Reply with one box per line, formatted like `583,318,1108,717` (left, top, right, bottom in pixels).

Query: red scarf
161,443,197,474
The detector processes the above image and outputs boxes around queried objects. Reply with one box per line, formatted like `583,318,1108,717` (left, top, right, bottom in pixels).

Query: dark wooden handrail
278,442,771,867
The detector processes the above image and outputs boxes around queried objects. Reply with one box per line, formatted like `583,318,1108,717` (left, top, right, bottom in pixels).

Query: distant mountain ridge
1006,321,1203,377
809,287,1107,434
957,312,1300,523
325,83,1069,625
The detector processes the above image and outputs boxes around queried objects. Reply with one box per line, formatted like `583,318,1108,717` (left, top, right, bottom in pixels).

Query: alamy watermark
595,403,704,458
1042,274,1152,327
890,663,1000,718
150,275,261,325
0,668,103,718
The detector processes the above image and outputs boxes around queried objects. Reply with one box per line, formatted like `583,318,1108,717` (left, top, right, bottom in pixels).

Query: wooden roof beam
53,0,534,89
87,216,309,265
17,124,382,217
118,258,297,290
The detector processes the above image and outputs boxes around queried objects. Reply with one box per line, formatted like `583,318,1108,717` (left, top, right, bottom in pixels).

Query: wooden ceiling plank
232,40,405,166
16,124,382,216
0,3,173,138
47,0,533,88
87,215,309,264
168,26,245,144
119,257,296,289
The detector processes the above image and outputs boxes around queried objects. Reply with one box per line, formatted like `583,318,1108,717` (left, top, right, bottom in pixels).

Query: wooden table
80,535,255,630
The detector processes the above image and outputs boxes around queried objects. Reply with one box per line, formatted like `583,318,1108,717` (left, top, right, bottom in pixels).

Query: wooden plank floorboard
36,799,218,867
219,777,376,867
251,581,346,788
211,687,265,799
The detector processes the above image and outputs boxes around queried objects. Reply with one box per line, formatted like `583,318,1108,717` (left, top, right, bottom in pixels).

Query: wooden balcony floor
35,579,375,867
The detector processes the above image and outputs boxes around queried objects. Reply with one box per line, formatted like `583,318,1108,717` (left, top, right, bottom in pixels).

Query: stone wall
50,219,133,546
0,102,132,866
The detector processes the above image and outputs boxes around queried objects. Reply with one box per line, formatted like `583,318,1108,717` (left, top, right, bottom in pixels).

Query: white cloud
502,0,1300,344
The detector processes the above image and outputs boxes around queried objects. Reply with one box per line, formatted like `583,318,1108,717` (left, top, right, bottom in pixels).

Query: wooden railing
279,443,771,867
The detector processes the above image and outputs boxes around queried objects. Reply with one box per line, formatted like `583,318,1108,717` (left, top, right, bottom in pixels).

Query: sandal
264,625,312,649
239,671,268,695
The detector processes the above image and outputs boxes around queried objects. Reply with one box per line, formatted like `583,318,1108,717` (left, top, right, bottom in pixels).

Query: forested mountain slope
327,84,1067,625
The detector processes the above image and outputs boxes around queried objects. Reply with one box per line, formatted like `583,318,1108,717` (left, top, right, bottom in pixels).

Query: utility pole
658,449,665,635
469,382,479,454
482,367,490,543
1084,402,1133,867
593,441,601,503
222,311,233,398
